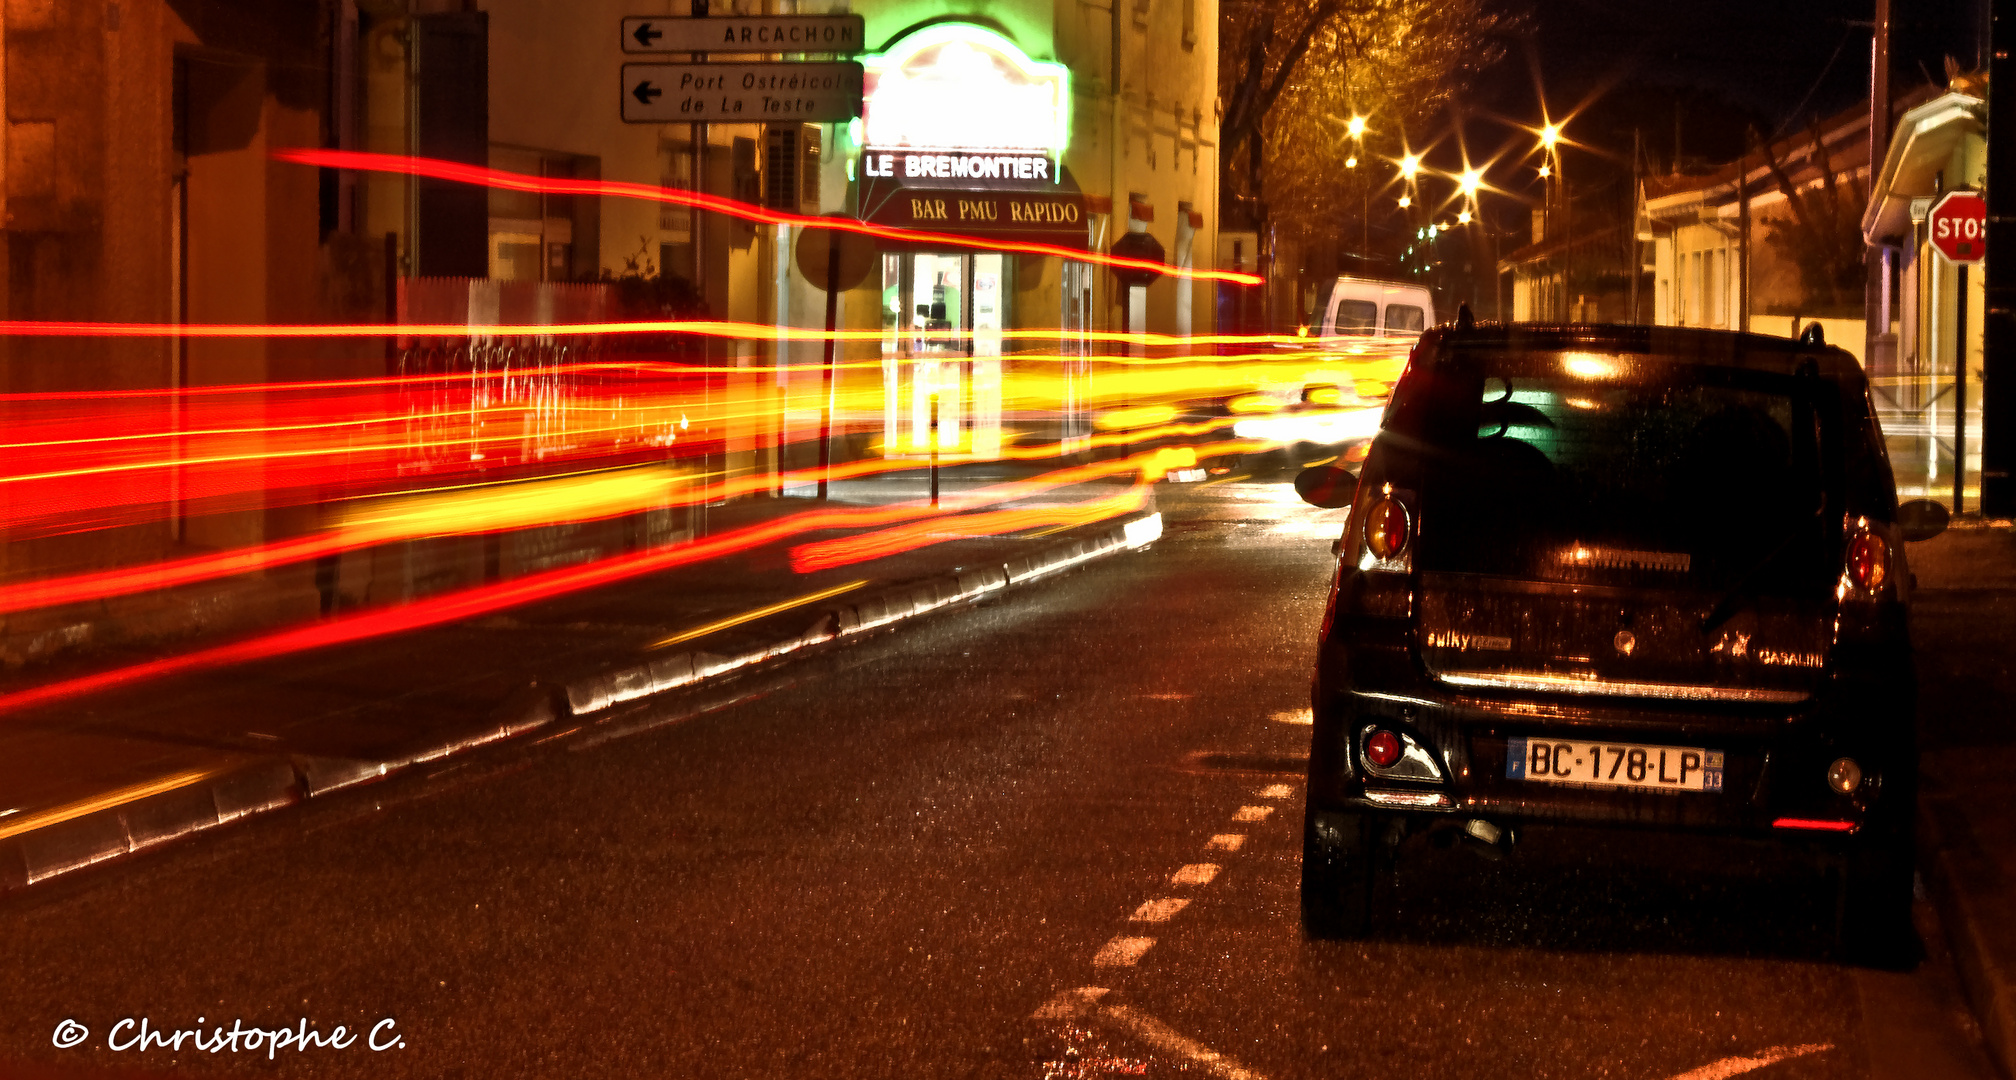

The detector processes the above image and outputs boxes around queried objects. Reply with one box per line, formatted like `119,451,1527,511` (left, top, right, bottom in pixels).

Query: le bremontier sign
857,23,1070,190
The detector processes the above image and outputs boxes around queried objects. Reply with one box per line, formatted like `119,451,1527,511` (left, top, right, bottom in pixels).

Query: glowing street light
1538,163,1552,178
1458,167,1482,198
1398,153,1421,180
1541,123,1561,149
1397,194,1411,208
1346,156,1358,168
1457,208,1472,224
1346,115,1367,138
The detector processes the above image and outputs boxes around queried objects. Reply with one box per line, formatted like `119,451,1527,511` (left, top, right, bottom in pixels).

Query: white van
1310,277,1435,339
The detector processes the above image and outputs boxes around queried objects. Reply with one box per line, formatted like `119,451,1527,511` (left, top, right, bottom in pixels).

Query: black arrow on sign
632,21,662,47
632,81,662,105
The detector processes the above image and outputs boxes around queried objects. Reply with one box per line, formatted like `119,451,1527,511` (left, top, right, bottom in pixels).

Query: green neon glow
860,22,1072,167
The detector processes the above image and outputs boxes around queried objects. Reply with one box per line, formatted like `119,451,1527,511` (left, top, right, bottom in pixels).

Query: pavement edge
1921,793,2016,1076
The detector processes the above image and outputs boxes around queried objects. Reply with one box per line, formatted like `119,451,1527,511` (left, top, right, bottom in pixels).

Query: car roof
1422,323,1865,384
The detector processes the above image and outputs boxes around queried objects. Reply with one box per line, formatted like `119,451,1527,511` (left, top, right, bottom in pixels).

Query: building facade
1863,88,1988,505
0,0,1221,667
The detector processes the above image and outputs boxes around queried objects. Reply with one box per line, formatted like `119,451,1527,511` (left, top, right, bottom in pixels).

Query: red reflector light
1771,817,1857,832
1364,498,1411,560
1365,729,1403,769
1846,532,1888,591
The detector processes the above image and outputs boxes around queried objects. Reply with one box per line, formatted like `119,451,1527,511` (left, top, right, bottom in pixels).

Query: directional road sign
1928,190,1987,264
621,15,865,54
622,62,863,123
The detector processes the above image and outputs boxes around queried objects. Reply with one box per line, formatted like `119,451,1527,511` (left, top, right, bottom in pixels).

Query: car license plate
1506,737,1723,792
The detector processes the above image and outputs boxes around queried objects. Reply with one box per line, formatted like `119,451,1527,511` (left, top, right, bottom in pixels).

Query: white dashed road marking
1033,785,1300,1075
1100,1004,1269,1080
1093,936,1157,967
1269,709,1313,725
1130,898,1191,923
1031,986,1110,1019
1032,989,1269,1080
1665,1044,1833,1079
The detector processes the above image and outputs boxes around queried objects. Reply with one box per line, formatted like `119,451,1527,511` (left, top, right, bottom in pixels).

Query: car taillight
1365,729,1402,768
1365,498,1411,560
1846,530,1888,592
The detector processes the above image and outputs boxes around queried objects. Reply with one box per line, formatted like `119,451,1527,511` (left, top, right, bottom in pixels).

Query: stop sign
1929,191,1987,263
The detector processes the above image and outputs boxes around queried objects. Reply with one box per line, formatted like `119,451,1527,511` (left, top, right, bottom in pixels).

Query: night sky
1406,0,1996,228
1522,0,1989,126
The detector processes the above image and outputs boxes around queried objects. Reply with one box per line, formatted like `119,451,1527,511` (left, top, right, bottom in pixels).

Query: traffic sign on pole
621,62,863,123
622,15,865,54
1929,190,1987,263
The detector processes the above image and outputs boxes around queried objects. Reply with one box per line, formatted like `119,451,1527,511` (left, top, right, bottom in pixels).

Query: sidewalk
0,466,1162,896
1909,519,2016,1075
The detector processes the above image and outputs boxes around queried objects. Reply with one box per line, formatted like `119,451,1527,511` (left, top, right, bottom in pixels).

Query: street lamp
1458,167,1482,199
1398,153,1421,181
1346,115,1367,138
1540,123,1561,149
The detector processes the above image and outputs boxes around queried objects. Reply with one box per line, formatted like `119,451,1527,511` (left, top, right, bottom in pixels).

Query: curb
1920,793,2016,1075
563,512,1162,716
0,512,1161,898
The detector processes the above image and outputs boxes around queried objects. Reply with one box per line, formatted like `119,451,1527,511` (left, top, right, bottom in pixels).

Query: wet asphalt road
0,476,1998,1080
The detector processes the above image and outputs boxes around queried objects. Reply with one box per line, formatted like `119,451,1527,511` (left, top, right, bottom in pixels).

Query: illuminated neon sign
861,23,1070,159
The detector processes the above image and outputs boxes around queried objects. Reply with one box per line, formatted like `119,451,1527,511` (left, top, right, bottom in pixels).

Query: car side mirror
1294,464,1358,509
1896,498,1950,542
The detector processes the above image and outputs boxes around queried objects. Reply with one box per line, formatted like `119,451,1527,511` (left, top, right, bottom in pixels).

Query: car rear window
1333,300,1377,334
1383,304,1426,333
1384,348,1839,588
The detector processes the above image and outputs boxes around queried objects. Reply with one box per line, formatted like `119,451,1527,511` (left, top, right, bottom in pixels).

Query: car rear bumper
1307,675,1914,842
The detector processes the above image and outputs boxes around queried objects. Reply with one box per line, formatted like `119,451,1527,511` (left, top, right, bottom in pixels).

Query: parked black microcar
1294,324,1949,961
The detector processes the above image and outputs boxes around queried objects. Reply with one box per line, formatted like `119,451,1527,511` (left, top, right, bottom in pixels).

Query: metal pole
929,394,940,507
692,0,710,534
1738,157,1750,332
816,234,840,499
1981,0,2014,514
1955,262,1969,513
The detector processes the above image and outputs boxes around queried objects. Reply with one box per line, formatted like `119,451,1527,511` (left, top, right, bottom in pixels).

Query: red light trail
0,446,1200,717
273,149,1264,287
0,417,1248,617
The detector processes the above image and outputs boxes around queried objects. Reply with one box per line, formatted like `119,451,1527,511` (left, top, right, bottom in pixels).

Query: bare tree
1755,122,1867,313
1219,0,1510,236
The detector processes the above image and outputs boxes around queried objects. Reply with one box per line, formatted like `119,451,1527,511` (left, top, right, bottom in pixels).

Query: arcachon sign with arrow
621,15,865,54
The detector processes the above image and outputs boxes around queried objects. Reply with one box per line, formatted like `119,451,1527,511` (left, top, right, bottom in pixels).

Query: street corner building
0,0,1222,670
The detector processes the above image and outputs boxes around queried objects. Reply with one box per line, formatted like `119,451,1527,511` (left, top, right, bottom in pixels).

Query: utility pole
691,0,711,536
1738,143,1750,332
1865,0,1892,375
1629,129,1641,324
1982,0,2014,514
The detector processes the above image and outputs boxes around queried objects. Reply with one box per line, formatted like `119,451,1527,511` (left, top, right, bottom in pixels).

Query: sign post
793,220,876,498
1930,190,1987,512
